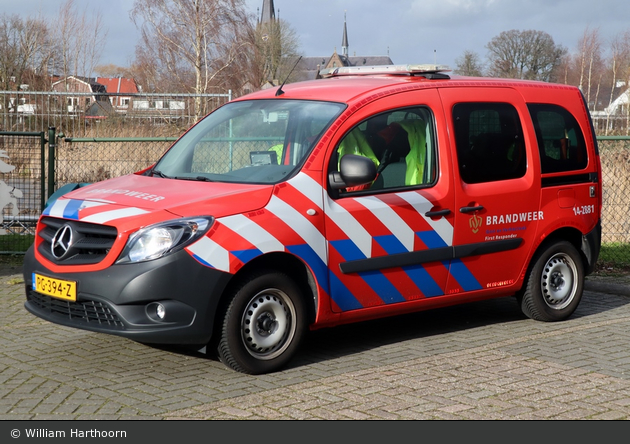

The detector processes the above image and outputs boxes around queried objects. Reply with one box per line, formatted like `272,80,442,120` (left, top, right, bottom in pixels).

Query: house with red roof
96,77,140,112
50,76,140,116
51,76,107,113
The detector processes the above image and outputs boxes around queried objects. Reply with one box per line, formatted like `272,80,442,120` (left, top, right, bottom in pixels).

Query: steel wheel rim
541,252,578,310
241,289,296,360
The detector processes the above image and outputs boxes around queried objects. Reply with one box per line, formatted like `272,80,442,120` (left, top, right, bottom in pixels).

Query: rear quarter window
453,103,527,184
528,104,588,173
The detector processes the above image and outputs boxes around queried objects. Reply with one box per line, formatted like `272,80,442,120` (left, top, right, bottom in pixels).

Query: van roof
236,67,577,105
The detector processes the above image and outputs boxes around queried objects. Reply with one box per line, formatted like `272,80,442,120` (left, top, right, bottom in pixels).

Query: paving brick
5,272,630,420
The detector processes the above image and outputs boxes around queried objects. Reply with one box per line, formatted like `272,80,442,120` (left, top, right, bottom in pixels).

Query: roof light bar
319,64,452,78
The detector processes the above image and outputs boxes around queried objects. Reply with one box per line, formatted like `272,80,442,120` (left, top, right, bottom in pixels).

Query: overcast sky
3,0,630,73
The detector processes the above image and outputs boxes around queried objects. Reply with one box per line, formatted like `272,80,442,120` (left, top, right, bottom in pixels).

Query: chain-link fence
56,137,175,186
0,90,231,254
0,132,45,253
0,91,629,265
599,137,630,266
0,90,231,135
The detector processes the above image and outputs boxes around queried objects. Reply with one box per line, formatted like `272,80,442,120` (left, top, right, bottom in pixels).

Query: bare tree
130,0,251,117
454,50,484,76
51,0,107,83
605,30,630,133
486,30,566,82
0,13,51,92
576,27,605,108
215,11,302,98
256,18,300,85
94,64,134,79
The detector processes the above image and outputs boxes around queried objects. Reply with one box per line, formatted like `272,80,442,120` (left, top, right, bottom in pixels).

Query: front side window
528,104,588,173
153,99,345,184
333,106,437,193
453,103,527,184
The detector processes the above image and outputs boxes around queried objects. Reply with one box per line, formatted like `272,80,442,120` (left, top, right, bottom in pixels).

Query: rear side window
528,104,588,173
453,103,526,184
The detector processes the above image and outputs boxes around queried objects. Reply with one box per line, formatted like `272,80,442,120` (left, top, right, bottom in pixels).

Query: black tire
217,270,307,374
517,240,584,322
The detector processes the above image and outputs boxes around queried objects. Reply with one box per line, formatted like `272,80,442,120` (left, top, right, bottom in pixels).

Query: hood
48,173,274,223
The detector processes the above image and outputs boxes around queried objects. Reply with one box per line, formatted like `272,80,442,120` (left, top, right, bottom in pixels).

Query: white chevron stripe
396,191,453,246
219,213,284,253
187,236,230,272
355,195,415,251
324,197,373,258
265,195,327,263
46,199,108,218
288,173,324,210
46,199,71,218
81,207,148,223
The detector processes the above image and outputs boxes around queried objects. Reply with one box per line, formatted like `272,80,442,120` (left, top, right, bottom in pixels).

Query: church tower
258,0,281,85
341,12,349,57
260,0,276,24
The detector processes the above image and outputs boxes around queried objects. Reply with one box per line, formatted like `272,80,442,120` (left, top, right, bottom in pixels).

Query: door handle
459,205,484,214
425,209,451,218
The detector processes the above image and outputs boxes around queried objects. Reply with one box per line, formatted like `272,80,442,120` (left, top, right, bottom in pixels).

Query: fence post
39,131,47,211
47,127,56,201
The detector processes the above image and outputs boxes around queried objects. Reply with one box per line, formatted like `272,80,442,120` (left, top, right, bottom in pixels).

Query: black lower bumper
23,246,233,345
582,220,602,275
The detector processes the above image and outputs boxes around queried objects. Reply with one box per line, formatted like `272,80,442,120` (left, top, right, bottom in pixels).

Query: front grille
37,217,118,265
27,289,125,329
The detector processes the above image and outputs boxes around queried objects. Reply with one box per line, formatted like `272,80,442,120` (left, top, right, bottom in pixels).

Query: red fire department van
23,64,602,374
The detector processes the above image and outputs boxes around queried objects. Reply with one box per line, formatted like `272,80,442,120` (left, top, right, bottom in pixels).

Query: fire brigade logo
469,214,482,234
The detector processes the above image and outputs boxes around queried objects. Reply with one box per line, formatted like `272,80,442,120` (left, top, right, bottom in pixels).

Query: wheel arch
212,251,319,338
527,226,592,279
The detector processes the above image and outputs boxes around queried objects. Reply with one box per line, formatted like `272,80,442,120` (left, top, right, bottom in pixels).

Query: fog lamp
156,303,166,320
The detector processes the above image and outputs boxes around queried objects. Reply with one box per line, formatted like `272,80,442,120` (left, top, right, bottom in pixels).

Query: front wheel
517,240,584,322
218,270,307,374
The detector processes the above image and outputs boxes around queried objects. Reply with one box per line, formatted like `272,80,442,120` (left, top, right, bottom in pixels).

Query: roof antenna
276,56,302,96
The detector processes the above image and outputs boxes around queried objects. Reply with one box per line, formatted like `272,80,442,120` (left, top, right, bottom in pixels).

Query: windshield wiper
173,176,214,182
151,169,170,178
152,170,212,182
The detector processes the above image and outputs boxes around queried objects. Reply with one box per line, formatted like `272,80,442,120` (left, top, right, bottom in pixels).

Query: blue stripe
330,238,405,304
286,244,329,292
191,254,214,268
329,239,366,261
416,230,448,248
418,230,482,292
62,199,83,220
328,272,363,311
232,249,262,264
449,258,482,291
403,264,444,297
358,270,406,303
377,234,444,298
374,234,406,254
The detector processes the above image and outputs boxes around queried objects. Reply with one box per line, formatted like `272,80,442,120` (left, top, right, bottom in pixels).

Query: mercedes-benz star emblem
51,225,74,259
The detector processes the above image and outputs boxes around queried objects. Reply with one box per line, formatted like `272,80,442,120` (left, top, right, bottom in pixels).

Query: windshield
153,99,345,184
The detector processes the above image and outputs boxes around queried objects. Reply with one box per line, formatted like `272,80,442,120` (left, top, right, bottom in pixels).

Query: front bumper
23,246,233,345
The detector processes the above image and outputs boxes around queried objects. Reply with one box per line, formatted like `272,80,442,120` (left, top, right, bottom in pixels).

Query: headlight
116,217,213,264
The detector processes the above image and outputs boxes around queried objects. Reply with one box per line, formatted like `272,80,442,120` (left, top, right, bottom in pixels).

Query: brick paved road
2,271,630,420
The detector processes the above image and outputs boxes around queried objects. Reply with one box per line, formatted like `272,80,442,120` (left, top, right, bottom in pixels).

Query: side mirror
329,154,377,190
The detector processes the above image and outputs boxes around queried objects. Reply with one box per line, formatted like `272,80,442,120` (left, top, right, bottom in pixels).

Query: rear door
438,87,540,295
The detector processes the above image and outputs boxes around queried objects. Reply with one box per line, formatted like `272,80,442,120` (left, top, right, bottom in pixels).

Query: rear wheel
218,270,307,374
517,240,584,322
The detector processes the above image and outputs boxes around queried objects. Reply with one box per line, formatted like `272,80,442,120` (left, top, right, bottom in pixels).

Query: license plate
33,273,77,302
